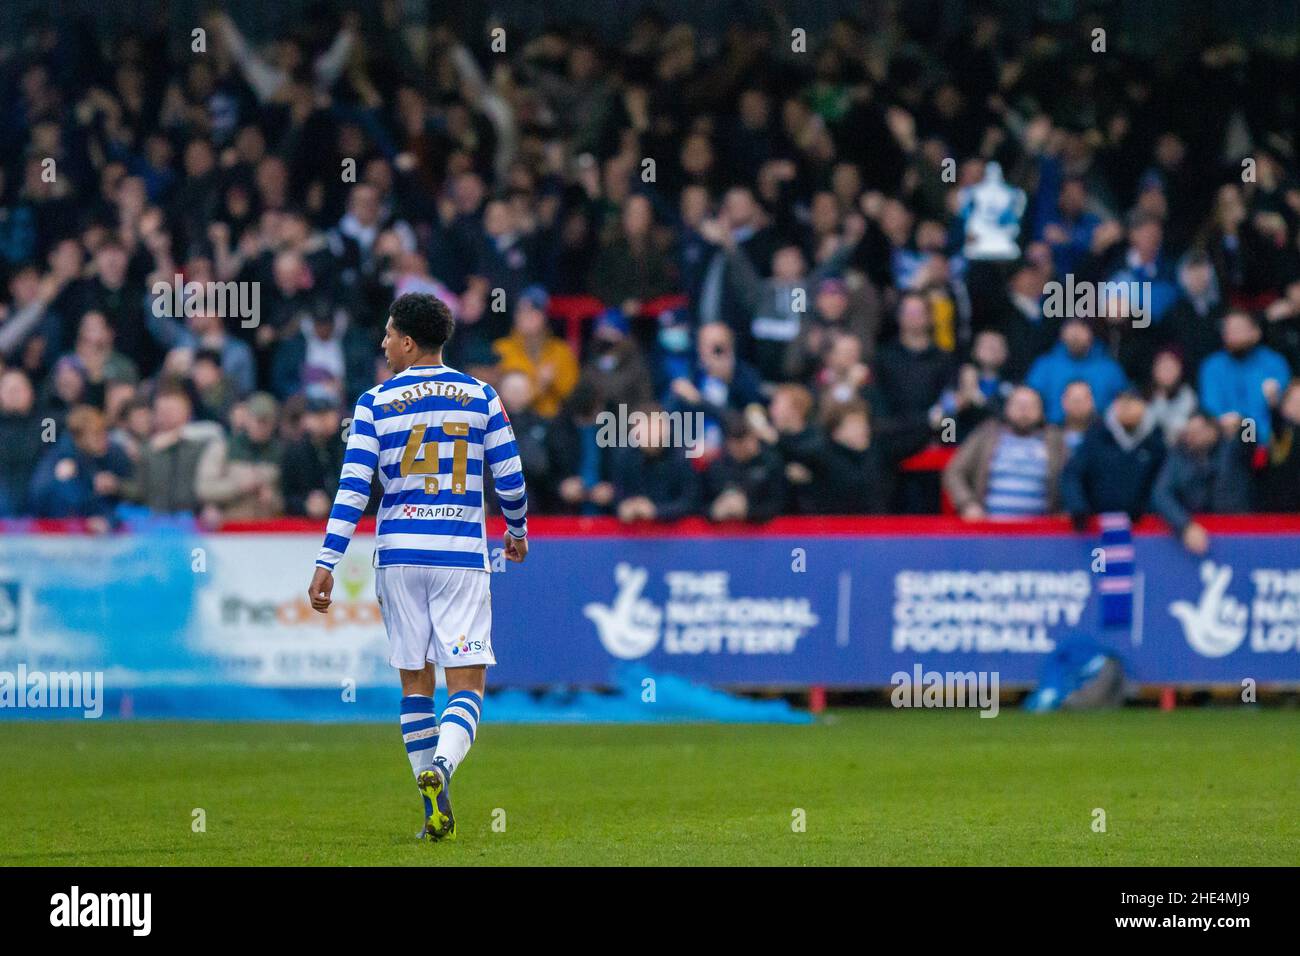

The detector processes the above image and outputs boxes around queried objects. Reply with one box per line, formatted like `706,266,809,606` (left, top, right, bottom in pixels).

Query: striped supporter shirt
315,363,528,572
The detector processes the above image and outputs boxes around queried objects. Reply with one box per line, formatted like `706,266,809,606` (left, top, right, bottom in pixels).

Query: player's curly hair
390,293,454,352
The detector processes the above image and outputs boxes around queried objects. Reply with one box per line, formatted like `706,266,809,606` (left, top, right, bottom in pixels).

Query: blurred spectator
195,392,284,520
703,411,787,523
873,292,954,454
1145,349,1197,446
1256,382,1300,512
708,218,858,382
1152,412,1252,555
1198,311,1290,444
1159,253,1224,385
281,398,344,519
803,400,894,515
549,381,615,515
0,368,45,516
491,286,578,417
1038,176,1101,276
68,311,139,405
1062,391,1166,526
38,356,89,430
588,194,676,314
943,386,1066,520
28,405,132,518
1092,213,1180,325
191,347,238,422
122,387,214,514
271,302,372,404
765,383,824,515
492,371,559,512
1027,316,1128,425
931,329,1013,441
148,306,256,398
578,308,654,412
0,262,60,374
783,276,883,382
1060,380,1097,453
668,321,764,461
609,404,701,523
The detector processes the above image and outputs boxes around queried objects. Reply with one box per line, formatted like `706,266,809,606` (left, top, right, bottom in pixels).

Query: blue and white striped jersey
315,363,527,573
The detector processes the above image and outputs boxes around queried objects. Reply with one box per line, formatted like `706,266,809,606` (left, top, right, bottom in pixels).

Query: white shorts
375,566,496,670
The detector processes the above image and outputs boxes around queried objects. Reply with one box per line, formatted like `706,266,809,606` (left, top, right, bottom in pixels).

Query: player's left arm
484,386,529,561
309,395,379,610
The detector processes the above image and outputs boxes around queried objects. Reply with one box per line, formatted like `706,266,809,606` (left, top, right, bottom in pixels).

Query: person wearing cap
578,307,654,412
1026,315,1129,425
491,285,578,417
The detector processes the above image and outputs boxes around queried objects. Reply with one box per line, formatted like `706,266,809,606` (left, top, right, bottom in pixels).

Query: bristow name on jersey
315,363,527,573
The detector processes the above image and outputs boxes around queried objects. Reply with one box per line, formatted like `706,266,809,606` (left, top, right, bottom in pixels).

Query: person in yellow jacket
491,286,579,418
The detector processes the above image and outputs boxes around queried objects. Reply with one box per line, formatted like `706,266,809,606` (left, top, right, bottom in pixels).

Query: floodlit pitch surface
1,710,1296,866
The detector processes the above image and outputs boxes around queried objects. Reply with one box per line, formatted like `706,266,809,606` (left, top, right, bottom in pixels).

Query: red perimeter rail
12,515,1300,536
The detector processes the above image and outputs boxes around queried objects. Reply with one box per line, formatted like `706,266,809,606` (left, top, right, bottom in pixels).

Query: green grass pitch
1,710,1296,866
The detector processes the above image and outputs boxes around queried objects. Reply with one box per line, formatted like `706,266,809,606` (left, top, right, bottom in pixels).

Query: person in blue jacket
1198,310,1291,445
29,405,133,518
1027,316,1129,425
1061,390,1166,526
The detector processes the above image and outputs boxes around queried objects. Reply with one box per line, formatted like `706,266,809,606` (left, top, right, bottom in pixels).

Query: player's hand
504,533,528,563
308,567,334,613
1182,522,1210,556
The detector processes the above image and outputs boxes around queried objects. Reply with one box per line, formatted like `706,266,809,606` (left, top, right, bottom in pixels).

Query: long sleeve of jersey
484,387,528,539
315,394,378,571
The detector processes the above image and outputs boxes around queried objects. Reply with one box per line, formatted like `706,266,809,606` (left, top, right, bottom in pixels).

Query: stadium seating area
2,5,1300,542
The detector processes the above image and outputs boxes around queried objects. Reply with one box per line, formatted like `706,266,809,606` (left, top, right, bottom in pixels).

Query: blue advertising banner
490,533,1300,686
1,528,1297,721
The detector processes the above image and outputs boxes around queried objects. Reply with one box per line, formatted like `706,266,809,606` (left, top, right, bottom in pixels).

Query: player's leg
434,663,487,779
398,662,439,825
377,566,440,836
419,569,494,840
418,664,484,841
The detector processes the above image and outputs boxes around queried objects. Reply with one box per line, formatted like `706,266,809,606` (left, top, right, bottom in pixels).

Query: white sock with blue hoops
434,690,482,778
400,695,439,816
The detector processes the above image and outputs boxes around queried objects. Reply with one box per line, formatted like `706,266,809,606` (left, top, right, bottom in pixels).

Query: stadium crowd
2,4,1300,553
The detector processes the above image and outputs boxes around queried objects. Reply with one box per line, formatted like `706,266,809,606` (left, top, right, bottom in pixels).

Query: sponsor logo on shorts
451,634,487,656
